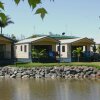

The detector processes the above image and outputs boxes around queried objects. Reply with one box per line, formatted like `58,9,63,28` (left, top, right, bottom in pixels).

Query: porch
71,38,95,62
0,35,14,65
31,37,59,62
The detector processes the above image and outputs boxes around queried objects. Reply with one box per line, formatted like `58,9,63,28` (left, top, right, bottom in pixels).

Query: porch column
59,42,61,62
11,43,14,59
70,44,72,62
85,46,87,51
29,43,32,62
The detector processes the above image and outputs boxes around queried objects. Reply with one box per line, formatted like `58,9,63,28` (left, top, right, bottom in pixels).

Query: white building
56,37,95,62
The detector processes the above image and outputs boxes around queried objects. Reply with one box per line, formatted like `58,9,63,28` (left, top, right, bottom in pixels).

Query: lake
0,79,100,100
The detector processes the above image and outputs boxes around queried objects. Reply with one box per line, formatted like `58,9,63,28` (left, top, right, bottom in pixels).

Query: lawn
10,62,100,69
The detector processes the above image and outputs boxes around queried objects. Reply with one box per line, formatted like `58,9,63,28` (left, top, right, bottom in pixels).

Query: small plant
32,49,47,59
72,47,82,62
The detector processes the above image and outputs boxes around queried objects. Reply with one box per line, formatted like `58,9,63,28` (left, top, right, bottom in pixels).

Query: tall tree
0,17,14,34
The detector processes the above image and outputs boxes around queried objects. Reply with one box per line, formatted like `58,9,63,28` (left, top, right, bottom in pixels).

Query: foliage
72,50,77,57
35,8,47,19
0,0,53,21
11,34,17,41
32,49,47,58
97,45,100,54
92,44,97,53
0,16,14,34
76,47,82,57
73,47,82,62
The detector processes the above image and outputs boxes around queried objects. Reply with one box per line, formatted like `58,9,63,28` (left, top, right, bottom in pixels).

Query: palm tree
73,47,82,62
0,16,14,34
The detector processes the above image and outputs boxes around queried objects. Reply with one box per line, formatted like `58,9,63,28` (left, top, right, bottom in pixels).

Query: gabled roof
60,37,95,44
15,36,59,44
0,34,14,42
30,34,77,40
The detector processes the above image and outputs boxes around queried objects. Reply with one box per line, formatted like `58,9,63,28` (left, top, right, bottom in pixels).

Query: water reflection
0,79,100,100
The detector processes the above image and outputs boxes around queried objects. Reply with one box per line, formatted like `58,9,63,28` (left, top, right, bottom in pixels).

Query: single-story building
15,36,59,62
56,37,95,62
0,35,14,65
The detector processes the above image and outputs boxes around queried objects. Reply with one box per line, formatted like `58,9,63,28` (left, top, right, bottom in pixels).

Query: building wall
56,43,71,62
56,43,92,62
15,44,30,59
0,39,12,59
15,42,57,59
5,44,11,59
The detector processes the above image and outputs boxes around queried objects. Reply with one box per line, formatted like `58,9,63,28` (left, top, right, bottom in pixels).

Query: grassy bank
10,62,100,69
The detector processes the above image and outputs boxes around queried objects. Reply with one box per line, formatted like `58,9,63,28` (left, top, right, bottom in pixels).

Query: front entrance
0,44,5,59
32,45,57,62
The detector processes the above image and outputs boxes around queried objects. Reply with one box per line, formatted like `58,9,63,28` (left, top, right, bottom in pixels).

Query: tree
92,44,97,53
0,0,53,21
11,34,17,41
97,44,100,54
0,16,14,34
72,47,82,62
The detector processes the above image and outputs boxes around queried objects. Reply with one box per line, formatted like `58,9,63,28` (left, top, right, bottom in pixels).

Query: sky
2,0,100,43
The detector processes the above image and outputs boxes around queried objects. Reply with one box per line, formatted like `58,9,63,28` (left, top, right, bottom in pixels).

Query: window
20,45,23,51
57,46,60,51
24,45,27,52
62,46,65,52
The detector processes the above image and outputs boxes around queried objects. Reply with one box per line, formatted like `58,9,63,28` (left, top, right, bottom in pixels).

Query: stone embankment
0,66,100,79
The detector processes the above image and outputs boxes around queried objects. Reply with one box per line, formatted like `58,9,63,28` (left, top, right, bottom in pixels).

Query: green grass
10,62,100,69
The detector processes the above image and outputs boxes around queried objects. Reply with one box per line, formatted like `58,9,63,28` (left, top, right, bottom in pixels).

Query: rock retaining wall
0,66,100,79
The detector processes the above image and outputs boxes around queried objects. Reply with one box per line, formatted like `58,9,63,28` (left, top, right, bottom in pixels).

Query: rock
16,73,22,78
85,71,93,75
50,69,55,73
10,74,16,78
0,66,99,79
21,72,27,76
51,74,56,79
45,73,51,78
96,71,100,76
22,75,29,79
75,69,81,73
66,71,71,75
35,74,41,78
14,71,18,74
75,74,79,79
69,70,77,75
91,74,96,78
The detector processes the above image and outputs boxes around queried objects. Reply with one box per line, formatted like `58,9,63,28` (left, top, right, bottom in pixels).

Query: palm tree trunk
78,56,79,62
1,27,2,34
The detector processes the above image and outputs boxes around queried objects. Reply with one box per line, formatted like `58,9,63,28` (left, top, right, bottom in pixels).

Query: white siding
56,43,71,58
15,44,30,59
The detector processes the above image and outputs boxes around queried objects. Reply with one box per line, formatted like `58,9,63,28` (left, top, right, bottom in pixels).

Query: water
0,79,100,100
